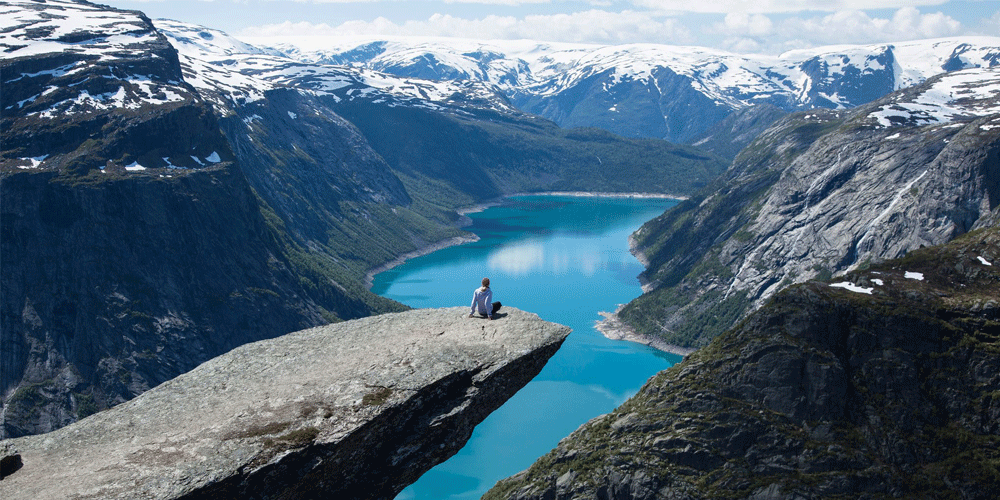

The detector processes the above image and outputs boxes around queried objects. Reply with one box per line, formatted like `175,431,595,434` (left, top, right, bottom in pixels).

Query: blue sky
104,0,999,53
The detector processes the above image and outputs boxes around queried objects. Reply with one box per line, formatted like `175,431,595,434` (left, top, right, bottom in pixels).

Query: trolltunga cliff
0,307,569,500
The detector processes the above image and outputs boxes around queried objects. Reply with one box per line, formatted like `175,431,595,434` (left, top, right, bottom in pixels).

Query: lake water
372,195,682,500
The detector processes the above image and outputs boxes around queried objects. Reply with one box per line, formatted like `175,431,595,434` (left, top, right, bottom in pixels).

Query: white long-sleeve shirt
470,286,493,318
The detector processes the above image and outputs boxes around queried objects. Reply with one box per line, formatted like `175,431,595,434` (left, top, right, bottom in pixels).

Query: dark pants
491,301,502,315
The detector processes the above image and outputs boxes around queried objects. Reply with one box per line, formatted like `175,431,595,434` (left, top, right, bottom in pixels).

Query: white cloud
779,7,962,45
709,7,964,53
443,0,552,4
720,12,774,36
629,0,963,14
242,9,694,44
986,10,1000,31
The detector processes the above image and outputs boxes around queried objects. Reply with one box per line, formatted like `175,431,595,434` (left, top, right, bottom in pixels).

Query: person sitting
469,277,501,320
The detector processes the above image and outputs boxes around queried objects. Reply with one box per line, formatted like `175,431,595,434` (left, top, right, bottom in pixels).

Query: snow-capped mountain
154,20,515,116
1,0,227,171
248,35,1000,142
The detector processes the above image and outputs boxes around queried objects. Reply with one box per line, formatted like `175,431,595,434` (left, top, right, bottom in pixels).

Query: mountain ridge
245,34,1000,142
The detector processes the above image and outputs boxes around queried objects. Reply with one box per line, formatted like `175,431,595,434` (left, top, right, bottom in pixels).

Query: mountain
0,0,419,438
155,20,726,203
618,65,1000,350
251,36,1000,143
486,226,1000,500
1,0,723,438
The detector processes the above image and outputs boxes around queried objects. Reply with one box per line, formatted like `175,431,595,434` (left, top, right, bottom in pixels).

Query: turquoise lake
373,195,683,500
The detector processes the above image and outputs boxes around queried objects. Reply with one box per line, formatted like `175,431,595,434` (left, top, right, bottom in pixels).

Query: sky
102,0,1000,54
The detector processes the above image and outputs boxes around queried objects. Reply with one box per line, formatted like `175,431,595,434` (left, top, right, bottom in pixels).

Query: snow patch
830,282,873,294
125,162,146,171
287,111,297,119
205,152,221,163
978,256,993,266
904,271,924,280
872,278,884,286
17,155,49,169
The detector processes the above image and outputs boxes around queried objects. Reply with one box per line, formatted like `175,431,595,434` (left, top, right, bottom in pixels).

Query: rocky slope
0,307,570,500
619,66,1000,349
254,36,1000,143
486,227,1000,500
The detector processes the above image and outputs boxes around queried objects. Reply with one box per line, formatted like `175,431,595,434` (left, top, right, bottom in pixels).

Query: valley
2,0,999,498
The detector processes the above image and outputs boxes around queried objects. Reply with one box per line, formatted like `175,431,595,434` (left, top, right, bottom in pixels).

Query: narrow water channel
373,195,683,500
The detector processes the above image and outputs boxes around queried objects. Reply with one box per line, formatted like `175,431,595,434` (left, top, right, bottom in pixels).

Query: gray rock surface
0,307,569,500
622,67,1000,348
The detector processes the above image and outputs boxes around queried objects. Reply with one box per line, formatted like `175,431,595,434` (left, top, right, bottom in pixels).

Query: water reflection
486,238,602,277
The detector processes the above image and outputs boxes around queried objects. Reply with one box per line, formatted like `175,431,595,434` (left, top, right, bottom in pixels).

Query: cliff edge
0,307,569,500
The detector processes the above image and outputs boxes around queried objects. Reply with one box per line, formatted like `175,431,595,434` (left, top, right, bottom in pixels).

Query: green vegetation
73,392,100,419
332,100,728,201
622,288,752,348
362,387,393,407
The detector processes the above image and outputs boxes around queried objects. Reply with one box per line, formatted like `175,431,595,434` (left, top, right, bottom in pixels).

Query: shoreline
627,233,654,293
511,191,688,201
595,308,695,357
363,234,480,290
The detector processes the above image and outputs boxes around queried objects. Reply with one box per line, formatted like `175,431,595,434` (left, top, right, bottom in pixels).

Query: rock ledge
0,307,569,500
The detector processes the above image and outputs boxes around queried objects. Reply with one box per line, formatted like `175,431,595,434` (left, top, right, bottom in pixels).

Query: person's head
481,277,490,288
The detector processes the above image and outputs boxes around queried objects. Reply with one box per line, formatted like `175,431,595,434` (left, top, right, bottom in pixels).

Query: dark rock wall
0,165,335,437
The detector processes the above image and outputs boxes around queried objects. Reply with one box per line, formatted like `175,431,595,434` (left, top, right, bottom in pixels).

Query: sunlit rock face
620,66,1000,349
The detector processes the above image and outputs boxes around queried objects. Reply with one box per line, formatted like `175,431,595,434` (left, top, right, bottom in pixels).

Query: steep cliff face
0,308,570,500
487,228,1000,500
0,166,366,437
0,0,405,438
621,67,1000,349
687,104,787,161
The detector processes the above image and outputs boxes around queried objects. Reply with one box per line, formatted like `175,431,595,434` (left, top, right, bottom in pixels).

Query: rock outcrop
486,228,1000,500
0,307,569,500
